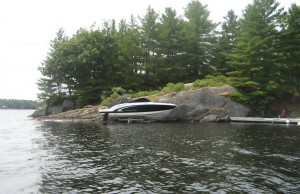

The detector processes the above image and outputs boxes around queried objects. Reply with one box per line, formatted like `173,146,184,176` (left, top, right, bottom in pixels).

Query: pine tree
116,17,144,90
157,7,186,84
278,4,300,103
38,28,69,102
139,6,160,88
227,0,284,109
217,10,240,73
183,0,217,80
228,0,283,80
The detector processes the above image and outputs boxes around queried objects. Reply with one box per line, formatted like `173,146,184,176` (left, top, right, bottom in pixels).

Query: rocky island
31,85,250,122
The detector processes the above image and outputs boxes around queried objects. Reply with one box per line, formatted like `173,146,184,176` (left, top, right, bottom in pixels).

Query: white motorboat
99,100,177,122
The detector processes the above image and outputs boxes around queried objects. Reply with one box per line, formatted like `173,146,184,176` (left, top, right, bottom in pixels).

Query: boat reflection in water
99,93,177,122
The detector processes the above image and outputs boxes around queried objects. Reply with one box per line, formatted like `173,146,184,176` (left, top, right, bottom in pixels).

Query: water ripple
1,112,300,193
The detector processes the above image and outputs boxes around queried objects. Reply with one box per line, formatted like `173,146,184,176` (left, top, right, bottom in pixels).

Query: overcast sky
0,0,298,100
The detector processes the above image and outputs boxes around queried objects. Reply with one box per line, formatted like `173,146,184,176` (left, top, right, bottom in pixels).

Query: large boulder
48,105,63,115
30,106,48,117
158,85,249,122
31,99,75,118
62,99,75,111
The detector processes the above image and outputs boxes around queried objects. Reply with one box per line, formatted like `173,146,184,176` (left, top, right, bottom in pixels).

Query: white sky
0,0,298,100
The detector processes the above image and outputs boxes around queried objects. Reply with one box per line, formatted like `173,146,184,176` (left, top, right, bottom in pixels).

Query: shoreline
31,85,300,123
33,105,102,122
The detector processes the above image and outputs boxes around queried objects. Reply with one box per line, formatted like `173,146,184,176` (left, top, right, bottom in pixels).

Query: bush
100,87,127,106
193,79,209,87
229,91,250,104
193,75,228,88
112,87,126,94
49,95,63,107
162,83,185,93
101,92,121,106
131,90,160,98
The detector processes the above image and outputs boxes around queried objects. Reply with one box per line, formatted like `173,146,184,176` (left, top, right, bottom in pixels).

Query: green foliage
217,10,240,73
130,90,160,98
225,71,242,77
279,4,300,94
101,87,127,106
183,0,218,79
249,90,266,98
112,87,126,94
228,92,250,104
48,95,63,107
226,0,283,86
193,75,228,87
36,1,300,113
265,83,280,94
102,83,185,106
229,77,249,88
100,93,117,106
116,18,144,89
157,7,186,84
162,83,186,93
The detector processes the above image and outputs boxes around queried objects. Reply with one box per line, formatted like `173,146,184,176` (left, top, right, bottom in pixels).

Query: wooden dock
231,117,300,125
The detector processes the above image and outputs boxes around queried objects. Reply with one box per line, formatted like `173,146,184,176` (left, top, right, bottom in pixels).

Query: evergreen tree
217,10,240,73
228,0,283,81
158,7,186,84
38,28,69,103
116,17,144,90
37,78,58,102
227,0,284,110
279,4,300,102
139,6,160,88
183,0,217,80
71,27,118,106
36,1,298,111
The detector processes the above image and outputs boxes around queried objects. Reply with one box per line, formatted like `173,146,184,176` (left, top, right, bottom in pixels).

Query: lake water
0,110,299,193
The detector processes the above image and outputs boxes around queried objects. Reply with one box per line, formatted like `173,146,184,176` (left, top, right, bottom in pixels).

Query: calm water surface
0,110,299,193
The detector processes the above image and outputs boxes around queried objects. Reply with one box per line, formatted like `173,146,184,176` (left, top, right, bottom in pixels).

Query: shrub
162,83,185,93
193,79,210,87
101,87,127,106
193,75,228,88
49,95,63,107
131,90,160,98
101,92,120,106
228,91,250,104
112,87,126,95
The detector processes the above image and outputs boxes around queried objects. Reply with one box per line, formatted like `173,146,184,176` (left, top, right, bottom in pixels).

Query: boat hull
107,109,173,121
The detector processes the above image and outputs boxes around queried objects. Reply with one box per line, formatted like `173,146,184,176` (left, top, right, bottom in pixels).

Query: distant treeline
0,99,37,109
38,0,300,111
